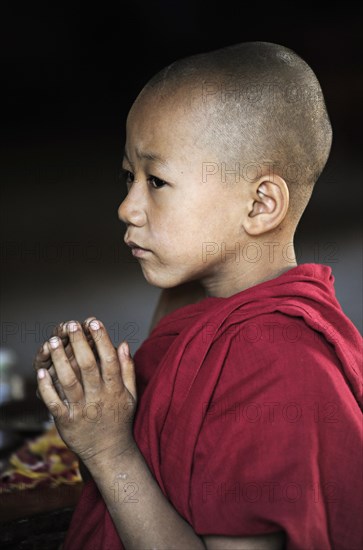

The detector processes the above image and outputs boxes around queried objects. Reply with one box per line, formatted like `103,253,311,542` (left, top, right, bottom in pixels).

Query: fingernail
38,369,46,379
49,337,59,349
84,317,96,326
67,322,78,332
90,320,101,331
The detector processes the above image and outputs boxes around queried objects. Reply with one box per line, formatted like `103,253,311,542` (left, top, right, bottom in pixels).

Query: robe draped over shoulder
63,264,363,550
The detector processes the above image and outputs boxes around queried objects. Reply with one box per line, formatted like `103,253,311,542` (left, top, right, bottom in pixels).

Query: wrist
83,440,139,473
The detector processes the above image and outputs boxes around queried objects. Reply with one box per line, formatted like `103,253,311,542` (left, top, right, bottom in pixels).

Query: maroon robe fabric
63,264,362,550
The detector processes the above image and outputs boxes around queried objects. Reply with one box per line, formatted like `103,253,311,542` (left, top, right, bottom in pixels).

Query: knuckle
81,362,97,373
62,378,79,391
104,354,117,364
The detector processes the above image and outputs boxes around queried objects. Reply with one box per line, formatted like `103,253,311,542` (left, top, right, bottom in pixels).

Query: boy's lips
125,239,152,257
125,239,150,251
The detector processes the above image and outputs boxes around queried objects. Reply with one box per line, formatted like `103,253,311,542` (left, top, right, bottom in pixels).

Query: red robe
63,264,363,550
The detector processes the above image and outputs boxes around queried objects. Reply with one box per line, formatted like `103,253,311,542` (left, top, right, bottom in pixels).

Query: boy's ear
243,175,289,236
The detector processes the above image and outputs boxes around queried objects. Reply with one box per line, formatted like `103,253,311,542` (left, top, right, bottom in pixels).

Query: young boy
34,42,362,549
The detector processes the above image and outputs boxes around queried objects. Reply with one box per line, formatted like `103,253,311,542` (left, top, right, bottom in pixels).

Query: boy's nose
118,193,147,226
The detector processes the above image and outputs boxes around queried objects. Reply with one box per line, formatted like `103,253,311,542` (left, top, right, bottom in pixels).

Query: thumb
117,341,137,403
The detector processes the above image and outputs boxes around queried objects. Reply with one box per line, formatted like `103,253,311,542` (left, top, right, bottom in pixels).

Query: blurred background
1,1,362,385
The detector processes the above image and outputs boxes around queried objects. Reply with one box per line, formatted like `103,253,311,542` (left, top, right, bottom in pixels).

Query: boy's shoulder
220,309,329,360
217,310,359,405
225,310,315,347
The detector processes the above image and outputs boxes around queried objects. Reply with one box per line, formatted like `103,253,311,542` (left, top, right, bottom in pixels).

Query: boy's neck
203,259,298,298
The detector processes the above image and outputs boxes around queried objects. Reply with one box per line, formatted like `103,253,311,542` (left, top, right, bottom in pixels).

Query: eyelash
120,169,167,190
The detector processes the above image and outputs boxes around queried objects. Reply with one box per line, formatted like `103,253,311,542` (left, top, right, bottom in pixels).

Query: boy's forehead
128,84,191,122
126,87,207,153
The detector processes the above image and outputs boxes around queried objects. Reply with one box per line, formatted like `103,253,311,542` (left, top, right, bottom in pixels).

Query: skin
34,87,292,548
119,88,297,298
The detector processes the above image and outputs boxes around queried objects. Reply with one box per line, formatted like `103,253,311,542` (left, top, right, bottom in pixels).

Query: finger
34,319,98,395
33,320,84,396
37,367,68,420
51,322,70,344
63,340,82,379
82,317,100,356
57,321,89,378
88,320,121,384
33,341,68,396
33,343,54,372
61,318,97,341
36,377,68,402
82,316,97,333
117,341,137,402
63,320,97,351
46,337,84,402
33,343,87,374
32,332,70,372
64,321,101,393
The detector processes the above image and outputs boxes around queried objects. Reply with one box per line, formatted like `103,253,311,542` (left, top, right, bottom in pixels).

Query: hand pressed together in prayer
33,319,287,550
33,318,137,467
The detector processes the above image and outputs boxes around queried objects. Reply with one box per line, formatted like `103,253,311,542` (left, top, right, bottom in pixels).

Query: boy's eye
148,175,167,189
119,169,166,191
120,169,134,190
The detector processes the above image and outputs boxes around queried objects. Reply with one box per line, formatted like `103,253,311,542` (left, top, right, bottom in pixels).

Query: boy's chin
141,268,190,289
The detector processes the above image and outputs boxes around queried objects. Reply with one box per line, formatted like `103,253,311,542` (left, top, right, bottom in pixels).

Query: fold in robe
63,264,363,550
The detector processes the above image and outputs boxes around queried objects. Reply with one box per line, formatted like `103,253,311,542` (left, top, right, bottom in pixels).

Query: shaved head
133,41,332,227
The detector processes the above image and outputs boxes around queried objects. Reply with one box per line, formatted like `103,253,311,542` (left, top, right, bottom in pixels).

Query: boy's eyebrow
123,148,169,168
